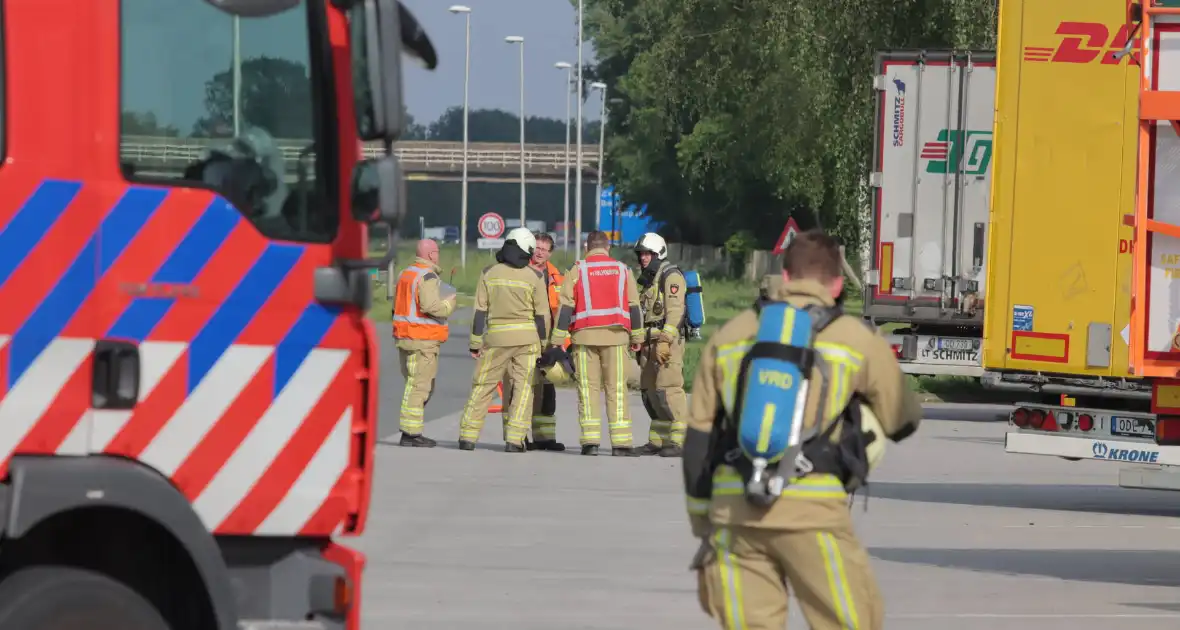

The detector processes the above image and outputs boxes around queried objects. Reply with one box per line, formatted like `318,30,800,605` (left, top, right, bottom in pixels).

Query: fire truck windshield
120,0,338,244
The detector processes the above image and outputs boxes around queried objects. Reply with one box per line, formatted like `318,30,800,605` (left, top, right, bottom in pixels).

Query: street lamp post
575,0,584,257
232,16,241,135
506,36,526,225
591,82,607,233
556,61,573,250
449,5,472,267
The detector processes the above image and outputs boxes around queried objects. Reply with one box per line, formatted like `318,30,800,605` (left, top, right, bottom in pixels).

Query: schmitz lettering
891,79,906,147
919,349,979,362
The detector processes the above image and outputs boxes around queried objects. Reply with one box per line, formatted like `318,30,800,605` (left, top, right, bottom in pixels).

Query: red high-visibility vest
570,254,631,332
392,263,449,342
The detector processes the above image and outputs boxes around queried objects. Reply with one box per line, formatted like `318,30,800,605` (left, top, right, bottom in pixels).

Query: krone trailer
993,0,1180,490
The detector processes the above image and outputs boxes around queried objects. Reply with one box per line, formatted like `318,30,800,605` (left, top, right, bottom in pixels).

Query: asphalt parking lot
359,325,1180,629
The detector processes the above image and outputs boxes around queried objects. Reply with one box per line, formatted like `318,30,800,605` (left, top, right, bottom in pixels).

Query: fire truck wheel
0,566,170,630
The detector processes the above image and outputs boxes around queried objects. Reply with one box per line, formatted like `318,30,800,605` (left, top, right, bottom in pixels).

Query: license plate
916,338,980,364
936,337,974,351
1111,416,1154,438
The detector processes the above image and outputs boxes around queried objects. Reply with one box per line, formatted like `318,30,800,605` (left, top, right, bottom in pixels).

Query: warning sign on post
772,217,801,255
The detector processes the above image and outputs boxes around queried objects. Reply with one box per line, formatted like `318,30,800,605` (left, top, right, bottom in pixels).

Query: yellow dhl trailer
993,0,1180,489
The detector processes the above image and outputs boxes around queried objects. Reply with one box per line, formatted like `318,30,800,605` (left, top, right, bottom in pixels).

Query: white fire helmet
858,402,887,470
635,232,668,260
505,227,537,254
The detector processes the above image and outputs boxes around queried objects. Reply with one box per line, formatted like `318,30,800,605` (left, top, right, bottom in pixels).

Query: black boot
612,446,640,457
505,442,526,453
637,442,662,456
533,439,566,452
399,433,438,448
581,444,599,456
658,444,683,458
458,440,476,451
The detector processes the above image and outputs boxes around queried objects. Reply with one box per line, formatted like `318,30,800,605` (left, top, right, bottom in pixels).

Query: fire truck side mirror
350,156,405,228
357,0,436,143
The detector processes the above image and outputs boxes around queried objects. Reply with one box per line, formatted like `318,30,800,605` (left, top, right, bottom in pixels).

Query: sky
399,0,604,125
122,0,603,135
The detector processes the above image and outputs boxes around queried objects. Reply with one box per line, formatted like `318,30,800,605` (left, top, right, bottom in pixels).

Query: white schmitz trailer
866,50,995,378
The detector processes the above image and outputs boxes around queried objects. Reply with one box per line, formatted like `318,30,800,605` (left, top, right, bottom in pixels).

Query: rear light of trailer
1156,417,1180,446
1015,407,1071,432
891,344,903,359
1077,414,1094,432
1027,408,1059,432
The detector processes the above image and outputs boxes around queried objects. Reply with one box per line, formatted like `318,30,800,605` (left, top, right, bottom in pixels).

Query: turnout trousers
696,523,884,630
638,337,689,447
572,344,633,448
397,344,440,435
500,378,558,442
459,344,541,445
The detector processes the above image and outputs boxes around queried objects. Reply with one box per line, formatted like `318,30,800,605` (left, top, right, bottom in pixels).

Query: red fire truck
0,0,432,628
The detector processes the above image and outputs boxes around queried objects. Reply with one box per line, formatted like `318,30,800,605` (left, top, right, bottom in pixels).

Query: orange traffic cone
489,382,505,414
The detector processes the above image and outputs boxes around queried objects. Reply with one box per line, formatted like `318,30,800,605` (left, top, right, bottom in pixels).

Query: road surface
360,320,1180,629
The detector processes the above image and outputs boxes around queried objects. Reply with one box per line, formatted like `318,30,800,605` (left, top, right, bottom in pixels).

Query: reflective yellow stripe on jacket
686,467,847,516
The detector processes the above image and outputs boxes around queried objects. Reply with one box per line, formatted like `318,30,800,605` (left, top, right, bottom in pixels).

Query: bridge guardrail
118,136,599,171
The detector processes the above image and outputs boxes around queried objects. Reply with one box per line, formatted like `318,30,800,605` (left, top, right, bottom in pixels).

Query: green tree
193,56,312,138
122,111,179,136
402,108,427,140
425,107,600,144
579,0,998,252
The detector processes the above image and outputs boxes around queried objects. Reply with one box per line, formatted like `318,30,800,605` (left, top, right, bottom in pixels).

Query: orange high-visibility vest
392,263,449,342
545,261,563,316
570,254,631,332
544,261,571,350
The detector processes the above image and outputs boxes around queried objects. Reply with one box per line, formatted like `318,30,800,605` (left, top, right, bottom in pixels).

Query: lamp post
505,36,526,225
590,82,607,233
448,5,472,267
574,0,584,257
556,61,573,250
232,16,241,135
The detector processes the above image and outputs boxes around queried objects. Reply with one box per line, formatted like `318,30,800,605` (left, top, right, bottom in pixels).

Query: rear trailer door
867,51,996,327
983,0,1139,379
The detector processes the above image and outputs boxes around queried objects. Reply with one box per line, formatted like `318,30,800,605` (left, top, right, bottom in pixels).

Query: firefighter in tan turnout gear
501,232,567,451
550,231,645,456
458,228,550,452
683,230,923,629
633,232,689,457
392,239,458,447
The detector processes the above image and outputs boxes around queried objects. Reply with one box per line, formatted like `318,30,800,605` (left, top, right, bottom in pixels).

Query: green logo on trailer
920,129,993,175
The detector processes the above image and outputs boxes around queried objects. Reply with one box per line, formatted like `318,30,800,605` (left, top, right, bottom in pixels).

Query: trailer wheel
0,566,170,630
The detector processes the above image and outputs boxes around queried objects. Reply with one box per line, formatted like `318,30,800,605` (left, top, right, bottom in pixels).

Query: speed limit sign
477,212,505,239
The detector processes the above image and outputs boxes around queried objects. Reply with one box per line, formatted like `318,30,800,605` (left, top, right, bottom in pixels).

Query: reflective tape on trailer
1005,431,1180,466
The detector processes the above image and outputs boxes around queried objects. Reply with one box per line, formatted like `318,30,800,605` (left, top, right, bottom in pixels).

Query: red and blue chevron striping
0,180,371,538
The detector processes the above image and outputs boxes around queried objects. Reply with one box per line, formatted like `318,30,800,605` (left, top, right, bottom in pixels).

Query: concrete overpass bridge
120,135,601,184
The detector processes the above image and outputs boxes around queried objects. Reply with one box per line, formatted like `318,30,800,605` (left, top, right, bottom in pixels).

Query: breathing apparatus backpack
714,300,878,507
655,265,707,340
682,270,706,338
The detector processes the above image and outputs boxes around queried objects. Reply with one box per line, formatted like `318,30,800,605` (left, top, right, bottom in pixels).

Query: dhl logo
1023,21,1139,65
